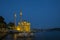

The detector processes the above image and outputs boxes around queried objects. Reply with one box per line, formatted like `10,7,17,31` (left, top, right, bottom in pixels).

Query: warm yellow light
21,22,24,25
24,21,26,23
16,21,30,32
27,23,30,25
16,27,20,31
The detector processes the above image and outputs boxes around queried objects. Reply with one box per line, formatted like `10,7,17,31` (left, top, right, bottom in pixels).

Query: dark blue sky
0,0,60,29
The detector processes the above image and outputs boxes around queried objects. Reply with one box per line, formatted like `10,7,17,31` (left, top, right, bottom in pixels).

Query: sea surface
3,31,60,40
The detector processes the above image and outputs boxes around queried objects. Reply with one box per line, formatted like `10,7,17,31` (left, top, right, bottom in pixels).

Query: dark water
35,31,60,40
4,31,60,40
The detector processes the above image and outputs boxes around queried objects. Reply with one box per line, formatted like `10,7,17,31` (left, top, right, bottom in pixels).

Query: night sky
0,0,60,29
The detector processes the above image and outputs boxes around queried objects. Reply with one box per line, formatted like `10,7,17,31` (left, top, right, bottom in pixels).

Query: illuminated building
16,21,30,32
15,9,31,32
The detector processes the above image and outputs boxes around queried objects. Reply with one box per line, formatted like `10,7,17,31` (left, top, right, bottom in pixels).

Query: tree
0,16,4,22
0,16,7,28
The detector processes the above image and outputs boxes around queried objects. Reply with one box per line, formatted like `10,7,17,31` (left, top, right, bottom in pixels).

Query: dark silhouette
7,22,15,30
0,16,4,22
8,22,15,27
46,28,60,31
0,16,7,28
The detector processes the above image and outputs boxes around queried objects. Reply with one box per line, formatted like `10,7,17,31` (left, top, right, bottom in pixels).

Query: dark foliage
0,16,7,28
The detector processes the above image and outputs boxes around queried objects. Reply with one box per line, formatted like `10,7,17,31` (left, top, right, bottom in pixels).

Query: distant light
20,12,22,16
14,13,16,17
17,27,20,31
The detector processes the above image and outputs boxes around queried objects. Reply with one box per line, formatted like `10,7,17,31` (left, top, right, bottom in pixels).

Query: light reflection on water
2,31,60,40
5,33,34,40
